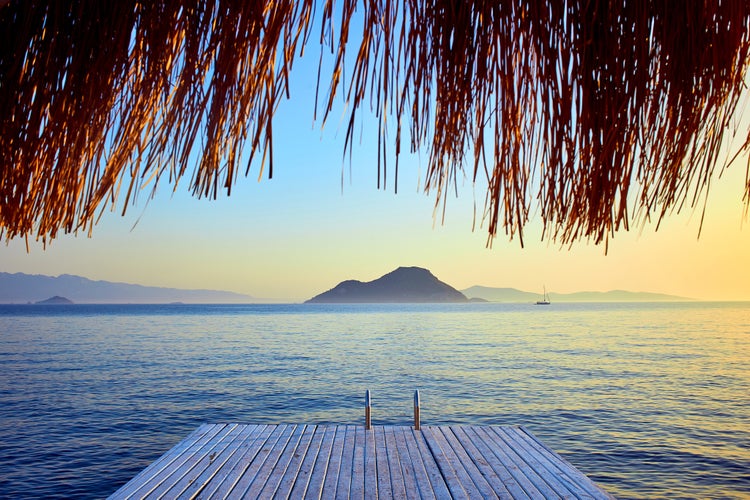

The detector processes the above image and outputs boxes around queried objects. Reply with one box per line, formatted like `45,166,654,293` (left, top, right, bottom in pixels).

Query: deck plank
383,425,408,499
241,424,301,498
335,424,357,499
471,425,546,498
171,423,259,499
256,423,309,498
439,425,499,498
495,426,592,499
422,425,477,498
459,426,527,499
348,425,366,500
515,427,615,500
410,427,452,499
109,423,615,500
212,423,289,498
115,423,233,500
273,424,320,499
363,426,378,500
373,426,393,498
321,424,347,497
401,427,438,499
392,425,421,498
452,427,524,499
487,427,570,499
202,424,275,499
108,423,224,500
299,424,337,499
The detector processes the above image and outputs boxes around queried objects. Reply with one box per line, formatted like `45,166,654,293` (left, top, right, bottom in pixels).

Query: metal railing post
365,389,372,430
413,390,421,431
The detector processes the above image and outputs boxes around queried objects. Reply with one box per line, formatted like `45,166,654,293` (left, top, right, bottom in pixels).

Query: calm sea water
0,302,748,499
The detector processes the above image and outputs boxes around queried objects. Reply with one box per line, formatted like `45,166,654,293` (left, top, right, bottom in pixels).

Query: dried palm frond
1,0,749,245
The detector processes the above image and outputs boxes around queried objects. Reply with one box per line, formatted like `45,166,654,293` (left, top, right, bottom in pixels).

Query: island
306,267,468,303
35,295,74,305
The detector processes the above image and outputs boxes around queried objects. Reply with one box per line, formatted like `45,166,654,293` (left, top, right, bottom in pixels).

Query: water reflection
0,302,748,499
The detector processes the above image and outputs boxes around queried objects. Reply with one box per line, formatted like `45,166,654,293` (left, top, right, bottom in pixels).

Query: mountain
0,272,255,304
462,285,691,302
462,286,539,302
306,267,468,303
548,290,692,302
35,295,74,305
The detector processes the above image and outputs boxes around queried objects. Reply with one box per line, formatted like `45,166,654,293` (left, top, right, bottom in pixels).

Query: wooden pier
109,423,614,499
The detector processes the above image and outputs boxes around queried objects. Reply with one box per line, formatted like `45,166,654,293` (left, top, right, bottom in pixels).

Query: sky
3,37,750,302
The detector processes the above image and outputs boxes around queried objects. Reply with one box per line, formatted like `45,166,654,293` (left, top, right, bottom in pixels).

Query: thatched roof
1,1,749,246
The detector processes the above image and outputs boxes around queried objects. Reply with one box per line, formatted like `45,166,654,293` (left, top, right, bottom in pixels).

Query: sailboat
536,286,551,305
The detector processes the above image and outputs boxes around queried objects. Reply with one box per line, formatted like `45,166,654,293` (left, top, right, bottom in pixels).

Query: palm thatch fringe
1,0,749,245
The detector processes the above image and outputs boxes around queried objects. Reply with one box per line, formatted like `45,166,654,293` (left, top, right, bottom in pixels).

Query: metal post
365,389,372,430
413,389,421,431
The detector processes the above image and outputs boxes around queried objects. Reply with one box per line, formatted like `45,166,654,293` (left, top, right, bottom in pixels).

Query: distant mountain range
1,270,691,305
307,267,468,303
461,285,691,302
306,268,689,304
0,272,255,304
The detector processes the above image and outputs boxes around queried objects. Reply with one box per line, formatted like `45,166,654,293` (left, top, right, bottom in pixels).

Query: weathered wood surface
109,424,615,499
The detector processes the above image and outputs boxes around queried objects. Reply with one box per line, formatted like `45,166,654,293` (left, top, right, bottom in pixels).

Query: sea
0,302,748,499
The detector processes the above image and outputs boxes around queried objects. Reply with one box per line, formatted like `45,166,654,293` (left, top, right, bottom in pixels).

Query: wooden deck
109,424,614,499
